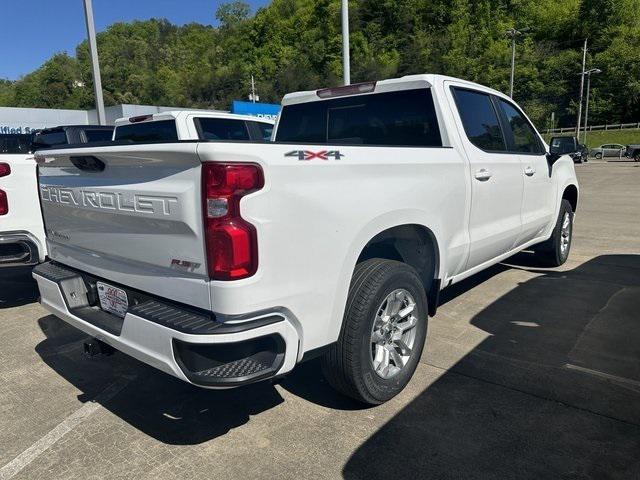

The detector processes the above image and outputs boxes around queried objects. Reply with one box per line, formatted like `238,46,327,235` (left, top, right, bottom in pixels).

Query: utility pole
575,38,588,137
505,27,530,98
583,68,601,145
249,75,259,103
83,0,106,125
341,0,350,85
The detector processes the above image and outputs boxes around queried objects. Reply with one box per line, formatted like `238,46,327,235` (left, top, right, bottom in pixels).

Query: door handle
474,168,492,181
524,166,536,177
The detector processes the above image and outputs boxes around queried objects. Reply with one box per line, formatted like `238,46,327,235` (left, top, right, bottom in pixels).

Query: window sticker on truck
284,150,344,161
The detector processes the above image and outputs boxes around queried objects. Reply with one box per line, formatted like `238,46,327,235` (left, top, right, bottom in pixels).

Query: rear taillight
0,163,10,177
0,163,9,215
0,190,7,215
202,162,264,280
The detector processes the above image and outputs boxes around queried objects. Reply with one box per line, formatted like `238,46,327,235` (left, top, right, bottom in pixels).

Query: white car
33,75,578,404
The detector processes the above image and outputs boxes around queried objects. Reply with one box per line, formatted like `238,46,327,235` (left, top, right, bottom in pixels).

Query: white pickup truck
33,75,578,404
0,134,46,267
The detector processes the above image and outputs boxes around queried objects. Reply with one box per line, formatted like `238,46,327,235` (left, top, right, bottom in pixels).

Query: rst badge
285,150,344,161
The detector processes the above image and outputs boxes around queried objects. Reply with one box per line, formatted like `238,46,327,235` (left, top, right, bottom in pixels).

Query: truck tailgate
37,143,210,309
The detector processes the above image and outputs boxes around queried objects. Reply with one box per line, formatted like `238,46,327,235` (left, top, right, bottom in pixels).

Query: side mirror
546,152,561,166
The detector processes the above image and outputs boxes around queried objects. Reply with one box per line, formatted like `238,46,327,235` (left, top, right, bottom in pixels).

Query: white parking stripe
0,376,134,480
565,364,640,390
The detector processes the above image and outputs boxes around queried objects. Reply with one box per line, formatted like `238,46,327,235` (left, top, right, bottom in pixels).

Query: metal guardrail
544,122,640,134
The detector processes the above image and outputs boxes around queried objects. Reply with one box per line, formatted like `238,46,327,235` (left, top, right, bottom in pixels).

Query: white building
0,104,222,134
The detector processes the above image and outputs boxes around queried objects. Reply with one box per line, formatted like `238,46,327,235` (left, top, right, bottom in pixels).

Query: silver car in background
590,143,625,159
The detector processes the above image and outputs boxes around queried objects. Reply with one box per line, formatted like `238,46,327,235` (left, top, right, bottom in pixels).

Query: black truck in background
1,125,114,154
626,144,640,162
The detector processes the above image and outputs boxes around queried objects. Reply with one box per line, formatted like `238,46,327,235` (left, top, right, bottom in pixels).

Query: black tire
534,199,574,267
595,152,602,160
321,258,428,405
634,153,640,162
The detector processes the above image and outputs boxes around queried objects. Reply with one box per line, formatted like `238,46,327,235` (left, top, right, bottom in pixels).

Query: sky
0,0,270,80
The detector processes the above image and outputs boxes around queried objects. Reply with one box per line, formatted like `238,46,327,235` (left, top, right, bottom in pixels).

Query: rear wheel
534,199,573,267
321,258,428,405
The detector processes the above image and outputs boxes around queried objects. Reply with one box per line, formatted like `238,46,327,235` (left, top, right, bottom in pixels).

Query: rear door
495,97,554,244
449,86,524,269
37,143,210,309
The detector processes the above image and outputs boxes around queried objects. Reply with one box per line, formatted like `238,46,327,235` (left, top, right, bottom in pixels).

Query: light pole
575,38,588,137
505,27,529,98
83,0,106,125
583,67,601,145
341,0,350,85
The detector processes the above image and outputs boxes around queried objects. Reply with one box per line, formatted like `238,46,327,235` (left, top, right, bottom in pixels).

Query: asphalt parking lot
1,160,639,480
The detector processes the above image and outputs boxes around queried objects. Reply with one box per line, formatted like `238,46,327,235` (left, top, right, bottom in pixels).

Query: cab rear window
114,120,178,143
275,88,442,147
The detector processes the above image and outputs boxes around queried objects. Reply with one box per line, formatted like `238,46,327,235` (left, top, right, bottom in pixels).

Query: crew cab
32,125,114,149
113,110,274,143
33,75,579,404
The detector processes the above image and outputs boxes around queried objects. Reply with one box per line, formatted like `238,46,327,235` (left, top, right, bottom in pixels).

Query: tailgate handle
70,156,105,172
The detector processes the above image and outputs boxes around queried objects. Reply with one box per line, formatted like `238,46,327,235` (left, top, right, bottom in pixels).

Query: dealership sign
0,125,36,134
231,101,280,120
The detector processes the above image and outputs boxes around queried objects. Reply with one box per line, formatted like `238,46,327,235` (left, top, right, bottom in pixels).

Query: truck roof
281,74,506,106
113,110,275,127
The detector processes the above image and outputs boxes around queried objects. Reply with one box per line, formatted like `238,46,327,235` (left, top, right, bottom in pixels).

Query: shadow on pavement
343,254,640,479
35,315,285,445
0,266,39,308
33,253,640,472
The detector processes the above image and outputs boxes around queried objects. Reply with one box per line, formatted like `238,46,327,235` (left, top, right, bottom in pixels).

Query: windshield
32,130,68,149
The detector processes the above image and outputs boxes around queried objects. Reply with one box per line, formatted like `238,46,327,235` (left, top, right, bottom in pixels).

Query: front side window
114,120,178,143
197,118,250,141
498,99,543,154
276,88,442,147
452,88,506,152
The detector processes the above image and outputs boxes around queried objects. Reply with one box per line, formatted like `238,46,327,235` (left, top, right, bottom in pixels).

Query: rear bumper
33,261,300,388
0,231,41,267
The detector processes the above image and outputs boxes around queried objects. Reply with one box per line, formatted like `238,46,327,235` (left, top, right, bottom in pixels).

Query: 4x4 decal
285,150,344,161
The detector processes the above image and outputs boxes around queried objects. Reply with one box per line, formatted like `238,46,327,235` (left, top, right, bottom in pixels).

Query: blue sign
231,101,281,121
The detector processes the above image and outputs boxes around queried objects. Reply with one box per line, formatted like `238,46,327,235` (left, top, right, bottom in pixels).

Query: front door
448,86,524,270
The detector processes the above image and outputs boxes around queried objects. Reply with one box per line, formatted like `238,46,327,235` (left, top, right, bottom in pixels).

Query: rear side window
84,129,113,142
452,88,506,152
497,99,543,154
114,120,178,143
276,88,442,147
196,118,250,141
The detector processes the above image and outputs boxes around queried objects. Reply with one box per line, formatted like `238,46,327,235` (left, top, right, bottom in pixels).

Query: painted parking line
0,375,134,480
565,363,640,390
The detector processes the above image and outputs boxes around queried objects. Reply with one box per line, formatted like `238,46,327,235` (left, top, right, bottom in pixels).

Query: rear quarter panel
197,142,469,353
0,154,46,259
